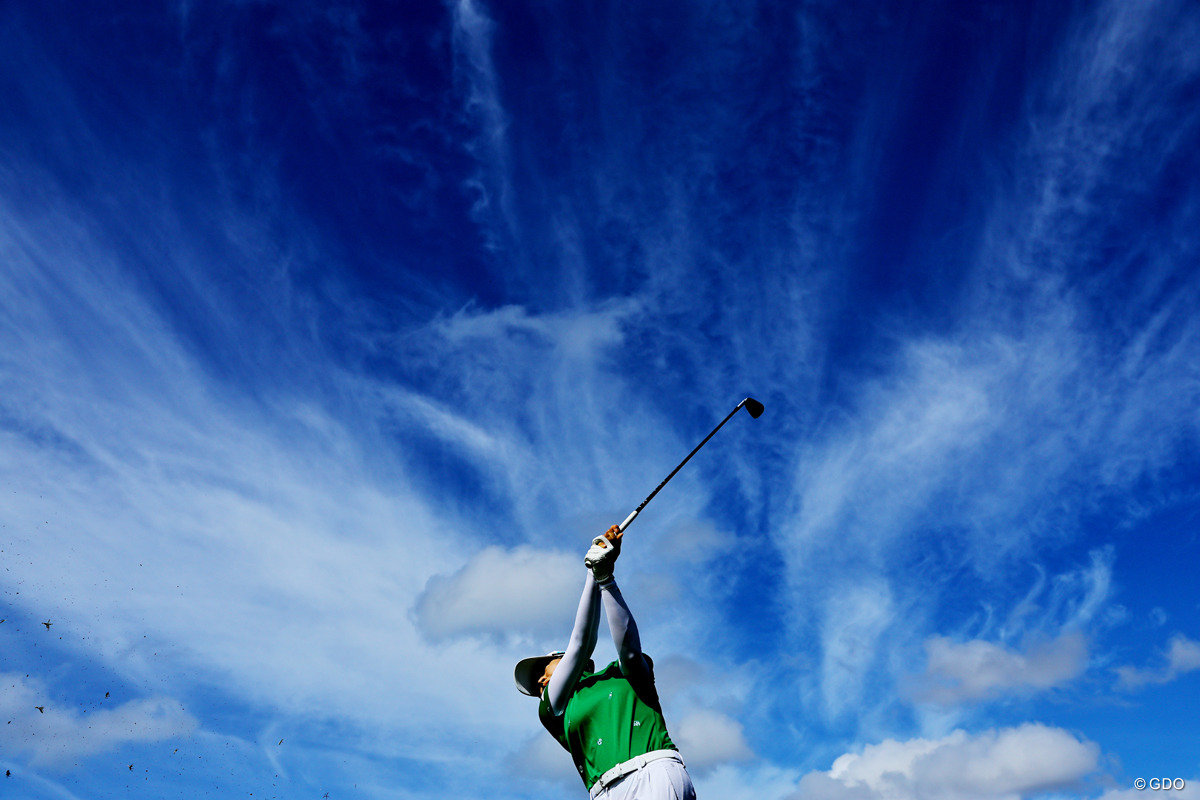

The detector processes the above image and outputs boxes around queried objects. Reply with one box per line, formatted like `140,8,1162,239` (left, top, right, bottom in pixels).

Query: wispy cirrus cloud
5,0,1200,797
904,549,1118,706
0,143,745,797
448,0,516,251
763,0,1200,749
817,580,895,723
0,673,197,767
0,151,529,776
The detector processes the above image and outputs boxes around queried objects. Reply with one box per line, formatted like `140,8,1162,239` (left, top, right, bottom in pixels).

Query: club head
742,397,764,418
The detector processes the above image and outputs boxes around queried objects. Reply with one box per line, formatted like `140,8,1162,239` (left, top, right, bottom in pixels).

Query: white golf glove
584,530,621,584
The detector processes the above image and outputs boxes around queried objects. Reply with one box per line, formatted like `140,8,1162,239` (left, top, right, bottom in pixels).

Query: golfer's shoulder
618,653,656,678
600,658,652,679
574,660,619,686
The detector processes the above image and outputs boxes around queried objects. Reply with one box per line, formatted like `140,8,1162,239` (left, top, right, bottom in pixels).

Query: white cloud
413,545,583,641
0,673,197,767
672,709,754,772
913,633,1088,705
790,724,1100,800
1116,634,1200,690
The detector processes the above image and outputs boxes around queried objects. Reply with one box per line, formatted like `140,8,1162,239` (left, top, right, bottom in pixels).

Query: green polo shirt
539,658,677,790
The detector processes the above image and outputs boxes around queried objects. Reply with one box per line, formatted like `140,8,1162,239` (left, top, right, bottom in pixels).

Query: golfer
514,525,696,799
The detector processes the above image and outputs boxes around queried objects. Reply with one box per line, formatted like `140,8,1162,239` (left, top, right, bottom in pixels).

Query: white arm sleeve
599,579,651,684
545,571,601,715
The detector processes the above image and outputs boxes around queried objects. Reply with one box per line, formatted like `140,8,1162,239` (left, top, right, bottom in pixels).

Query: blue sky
2,1,1199,798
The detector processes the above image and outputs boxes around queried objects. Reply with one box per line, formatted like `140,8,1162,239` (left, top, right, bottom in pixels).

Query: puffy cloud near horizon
790,724,1101,800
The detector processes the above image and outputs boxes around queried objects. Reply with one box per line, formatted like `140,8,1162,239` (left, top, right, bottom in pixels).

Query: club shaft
618,400,750,532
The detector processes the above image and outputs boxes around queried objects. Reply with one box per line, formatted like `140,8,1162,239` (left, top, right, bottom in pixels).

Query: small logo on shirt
597,738,603,746
633,720,641,727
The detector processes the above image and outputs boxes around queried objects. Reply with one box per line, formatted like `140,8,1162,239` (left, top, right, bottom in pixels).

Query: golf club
617,397,764,533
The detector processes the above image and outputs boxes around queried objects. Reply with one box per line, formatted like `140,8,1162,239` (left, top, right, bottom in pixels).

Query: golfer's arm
546,572,601,715
599,580,650,680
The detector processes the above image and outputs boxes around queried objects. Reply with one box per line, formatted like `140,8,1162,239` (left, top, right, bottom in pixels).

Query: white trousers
591,757,696,800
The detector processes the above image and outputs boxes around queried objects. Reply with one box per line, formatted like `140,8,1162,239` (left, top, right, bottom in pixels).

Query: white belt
589,749,683,798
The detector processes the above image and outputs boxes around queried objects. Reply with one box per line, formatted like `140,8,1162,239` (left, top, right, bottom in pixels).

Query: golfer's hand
585,525,622,583
603,525,623,550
